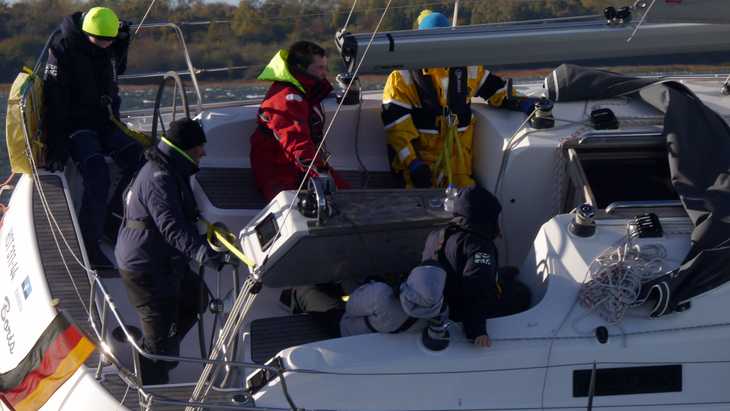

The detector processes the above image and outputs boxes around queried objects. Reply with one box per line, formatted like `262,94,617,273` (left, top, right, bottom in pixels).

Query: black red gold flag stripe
0,312,96,411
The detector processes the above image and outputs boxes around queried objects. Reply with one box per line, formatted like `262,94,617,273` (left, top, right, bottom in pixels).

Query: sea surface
0,84,271,178
0,81,385,178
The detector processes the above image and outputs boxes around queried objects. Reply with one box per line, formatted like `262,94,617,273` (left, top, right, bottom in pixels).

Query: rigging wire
341,0,359,32
257,0,395,274
627,0,657,43
134,0,160,36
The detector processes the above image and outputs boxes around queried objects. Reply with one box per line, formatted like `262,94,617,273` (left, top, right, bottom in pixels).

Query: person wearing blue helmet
381,10,537,189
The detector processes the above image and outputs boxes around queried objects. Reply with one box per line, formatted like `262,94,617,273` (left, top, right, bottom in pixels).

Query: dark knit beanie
166,118,206,150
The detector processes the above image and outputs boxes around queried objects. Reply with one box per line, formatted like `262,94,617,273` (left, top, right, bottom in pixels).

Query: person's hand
408,159,432,188
474,334,491,348
117,20,131,41
315,167,336,193
45,148,69,173
223,252,239,267
518,99,536,115
203,252,226,271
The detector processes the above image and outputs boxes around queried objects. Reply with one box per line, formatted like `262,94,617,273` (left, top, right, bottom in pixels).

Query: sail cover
544,64,730,317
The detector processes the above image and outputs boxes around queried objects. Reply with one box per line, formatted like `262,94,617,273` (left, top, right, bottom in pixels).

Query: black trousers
289,284,346,337
120,266,208,384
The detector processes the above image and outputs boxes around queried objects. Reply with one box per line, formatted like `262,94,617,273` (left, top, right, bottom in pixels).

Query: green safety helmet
82,7,119,39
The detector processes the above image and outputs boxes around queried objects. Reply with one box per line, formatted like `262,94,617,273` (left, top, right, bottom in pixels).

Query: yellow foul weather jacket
382,66,510,188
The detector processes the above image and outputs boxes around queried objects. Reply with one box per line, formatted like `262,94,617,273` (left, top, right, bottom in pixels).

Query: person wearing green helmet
44,7,143,268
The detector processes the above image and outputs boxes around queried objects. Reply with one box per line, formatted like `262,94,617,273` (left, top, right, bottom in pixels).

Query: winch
239,181,451,287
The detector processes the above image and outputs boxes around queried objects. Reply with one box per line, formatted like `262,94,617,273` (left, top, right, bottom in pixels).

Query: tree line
0,0,637,83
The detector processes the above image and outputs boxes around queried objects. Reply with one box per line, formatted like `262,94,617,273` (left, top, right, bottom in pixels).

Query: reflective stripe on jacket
381,66,509,188
249,50,349,200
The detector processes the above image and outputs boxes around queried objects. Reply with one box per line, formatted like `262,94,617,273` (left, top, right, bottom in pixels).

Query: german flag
0,313,96,411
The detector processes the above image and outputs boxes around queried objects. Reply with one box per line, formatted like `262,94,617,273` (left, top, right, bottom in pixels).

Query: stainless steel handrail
129,22,203,111
605,200,683,215
569,130,665,149
119,64,255,81
86,274,297,410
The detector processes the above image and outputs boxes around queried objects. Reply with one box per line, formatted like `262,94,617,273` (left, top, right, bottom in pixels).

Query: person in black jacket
43,7,143,267
422,185,530,347
115,118,223,385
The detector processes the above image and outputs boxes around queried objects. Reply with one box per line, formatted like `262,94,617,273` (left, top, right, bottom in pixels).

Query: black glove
222,252,239,267
45,146,69,173
203,252,226,272
408,159,432,188
117,20,131,41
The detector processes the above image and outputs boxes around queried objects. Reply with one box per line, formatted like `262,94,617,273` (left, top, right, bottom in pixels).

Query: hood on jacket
400,263,447,319
58,12,103,56
257,49,333,102
453,185,502,239
147,140,199,177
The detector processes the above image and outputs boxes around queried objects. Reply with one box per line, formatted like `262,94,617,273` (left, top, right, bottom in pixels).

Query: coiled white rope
578,231,667,324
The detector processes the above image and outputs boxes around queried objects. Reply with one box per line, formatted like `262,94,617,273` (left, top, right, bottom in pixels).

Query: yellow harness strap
200,218,256,269
104,99,154,147
109,116,154,147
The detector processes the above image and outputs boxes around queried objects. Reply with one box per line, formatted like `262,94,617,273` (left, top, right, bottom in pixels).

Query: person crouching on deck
250,41,350,201
288,263,448,337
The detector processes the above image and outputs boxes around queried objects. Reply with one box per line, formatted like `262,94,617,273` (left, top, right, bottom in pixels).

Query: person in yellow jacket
382,10,535,188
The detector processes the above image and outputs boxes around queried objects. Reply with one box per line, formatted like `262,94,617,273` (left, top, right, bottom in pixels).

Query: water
0,79,386,178
0,84,269,178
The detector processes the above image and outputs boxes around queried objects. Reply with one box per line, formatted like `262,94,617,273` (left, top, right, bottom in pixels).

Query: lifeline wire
258,0,395,275
134,0,159,36
341,0,358,33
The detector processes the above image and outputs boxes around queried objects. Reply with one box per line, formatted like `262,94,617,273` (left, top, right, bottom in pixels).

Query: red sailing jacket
250,52,349,201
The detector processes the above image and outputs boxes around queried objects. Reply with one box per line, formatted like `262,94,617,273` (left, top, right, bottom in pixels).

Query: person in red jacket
250,41,349,201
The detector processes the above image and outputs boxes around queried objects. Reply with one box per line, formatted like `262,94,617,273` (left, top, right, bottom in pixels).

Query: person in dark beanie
115,118,224,385
421,185,530,347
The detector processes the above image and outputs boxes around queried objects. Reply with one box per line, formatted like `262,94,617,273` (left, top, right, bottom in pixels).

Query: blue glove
518,98,537,115
408,159,432,188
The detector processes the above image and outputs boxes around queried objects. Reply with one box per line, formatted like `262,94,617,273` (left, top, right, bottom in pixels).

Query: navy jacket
43,12,129,162
422,220,499,339
115,142,213,275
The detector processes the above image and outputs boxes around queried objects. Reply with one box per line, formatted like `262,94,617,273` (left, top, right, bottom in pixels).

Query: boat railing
31,21,210,112
86,273,297,411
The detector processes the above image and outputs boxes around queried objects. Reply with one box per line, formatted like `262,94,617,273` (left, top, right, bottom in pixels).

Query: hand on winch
503,95,542,115
314,165,337,193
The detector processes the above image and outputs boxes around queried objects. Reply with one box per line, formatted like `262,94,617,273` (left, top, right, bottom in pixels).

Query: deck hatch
573,364,682,397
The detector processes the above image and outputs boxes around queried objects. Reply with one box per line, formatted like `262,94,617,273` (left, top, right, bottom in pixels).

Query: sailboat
2,1,730,409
